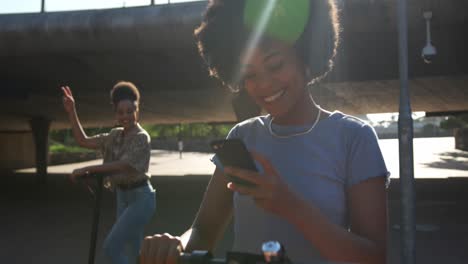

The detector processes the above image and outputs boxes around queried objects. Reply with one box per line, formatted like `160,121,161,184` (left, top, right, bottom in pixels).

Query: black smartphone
210,138,258,187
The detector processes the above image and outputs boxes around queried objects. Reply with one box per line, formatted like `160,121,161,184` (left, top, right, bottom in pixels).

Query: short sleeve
89,132,110,154
120,133,151,174
346,124,390,187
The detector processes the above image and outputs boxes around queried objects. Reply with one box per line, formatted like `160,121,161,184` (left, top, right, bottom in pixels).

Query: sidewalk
16,150,216,176
16,137,468,179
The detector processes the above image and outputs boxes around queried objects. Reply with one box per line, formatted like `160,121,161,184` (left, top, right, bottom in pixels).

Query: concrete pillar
29,117,50,184
0,131,36,170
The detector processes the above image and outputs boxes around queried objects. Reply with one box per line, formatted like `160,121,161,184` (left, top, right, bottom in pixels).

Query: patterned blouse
92,123,151,188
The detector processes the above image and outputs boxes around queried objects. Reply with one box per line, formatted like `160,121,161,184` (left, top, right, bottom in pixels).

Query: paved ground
3,137,468,264
16,137,468,179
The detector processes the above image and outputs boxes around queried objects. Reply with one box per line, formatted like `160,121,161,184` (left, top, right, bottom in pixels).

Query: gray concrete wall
455,128,468,151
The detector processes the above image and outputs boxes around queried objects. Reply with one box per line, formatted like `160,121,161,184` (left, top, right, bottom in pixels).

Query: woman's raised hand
61,86,76,114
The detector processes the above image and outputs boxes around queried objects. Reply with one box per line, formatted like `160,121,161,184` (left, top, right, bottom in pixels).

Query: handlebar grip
179,251,217,264
81,173,104,180
179,251,266,264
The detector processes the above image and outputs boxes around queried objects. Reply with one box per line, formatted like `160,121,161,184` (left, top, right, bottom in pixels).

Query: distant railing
0,0,205,14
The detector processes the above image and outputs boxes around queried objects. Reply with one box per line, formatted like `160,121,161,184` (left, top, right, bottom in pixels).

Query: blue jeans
104,182,156,264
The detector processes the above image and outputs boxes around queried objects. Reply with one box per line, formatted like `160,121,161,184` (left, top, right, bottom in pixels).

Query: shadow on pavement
2,173,468,263
422,151,468,171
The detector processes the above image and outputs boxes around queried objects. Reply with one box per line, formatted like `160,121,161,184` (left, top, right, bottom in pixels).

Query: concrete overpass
0,0,467,176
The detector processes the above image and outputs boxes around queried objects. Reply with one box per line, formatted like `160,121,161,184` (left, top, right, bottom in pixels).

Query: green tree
440,114,468,130
143,123,235,139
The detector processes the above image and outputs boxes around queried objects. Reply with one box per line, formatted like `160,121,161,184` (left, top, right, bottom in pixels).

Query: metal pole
151,0,155,5
41,0,45,12
88,175,104,264
397,0,416,263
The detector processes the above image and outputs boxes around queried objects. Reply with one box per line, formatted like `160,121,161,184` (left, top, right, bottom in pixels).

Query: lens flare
232,0,310,88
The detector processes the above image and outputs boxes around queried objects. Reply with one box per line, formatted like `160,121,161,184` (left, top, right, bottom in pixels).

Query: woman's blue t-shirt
212,111,389,263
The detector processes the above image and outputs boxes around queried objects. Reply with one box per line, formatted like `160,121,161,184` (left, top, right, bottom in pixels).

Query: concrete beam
0,2,206,55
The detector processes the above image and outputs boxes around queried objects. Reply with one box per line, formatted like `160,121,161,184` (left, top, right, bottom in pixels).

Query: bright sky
0,0,203,13
367,111,425,123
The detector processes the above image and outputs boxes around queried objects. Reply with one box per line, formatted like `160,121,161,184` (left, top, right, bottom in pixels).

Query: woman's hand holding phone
210,139,258,187
211,139,299,218
225,152,299,218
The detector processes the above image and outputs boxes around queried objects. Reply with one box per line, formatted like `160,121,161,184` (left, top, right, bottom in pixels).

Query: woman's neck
122,123,138,136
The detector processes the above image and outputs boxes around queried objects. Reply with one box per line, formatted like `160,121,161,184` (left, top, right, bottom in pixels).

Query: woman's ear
135,101,140,112
136,103,141,121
